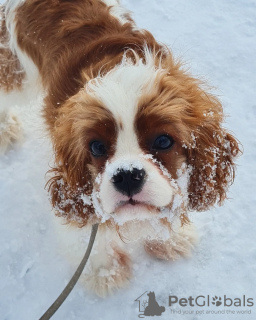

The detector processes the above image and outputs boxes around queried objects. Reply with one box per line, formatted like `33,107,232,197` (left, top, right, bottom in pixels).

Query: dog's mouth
115,198,158,213
128,198,138,206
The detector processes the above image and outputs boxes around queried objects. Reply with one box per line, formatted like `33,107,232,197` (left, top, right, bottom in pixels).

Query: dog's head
48,49,240,228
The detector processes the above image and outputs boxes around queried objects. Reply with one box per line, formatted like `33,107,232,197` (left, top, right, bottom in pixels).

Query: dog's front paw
84,248,132,297
144,224,198,261
0,111,22,154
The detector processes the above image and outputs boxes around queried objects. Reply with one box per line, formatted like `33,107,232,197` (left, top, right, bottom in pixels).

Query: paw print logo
212,296,222,307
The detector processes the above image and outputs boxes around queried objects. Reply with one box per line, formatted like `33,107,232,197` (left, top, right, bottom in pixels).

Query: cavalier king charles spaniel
0,0,240,296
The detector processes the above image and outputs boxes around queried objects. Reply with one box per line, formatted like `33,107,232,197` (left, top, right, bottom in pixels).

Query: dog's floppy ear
185,92,241,211
46,98,94,226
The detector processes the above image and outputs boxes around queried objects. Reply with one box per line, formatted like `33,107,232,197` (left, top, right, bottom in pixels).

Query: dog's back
0,0,160,152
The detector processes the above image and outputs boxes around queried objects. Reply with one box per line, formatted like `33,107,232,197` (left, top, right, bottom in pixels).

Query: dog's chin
104,201,172,242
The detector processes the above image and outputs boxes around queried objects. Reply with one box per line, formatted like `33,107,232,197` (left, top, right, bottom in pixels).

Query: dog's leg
83,224,132,297
52,217,132,297
0,4,40,154
0,5,24,154
144,222,198,261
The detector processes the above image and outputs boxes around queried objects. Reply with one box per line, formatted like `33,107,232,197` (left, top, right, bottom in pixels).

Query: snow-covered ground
0,0,255,319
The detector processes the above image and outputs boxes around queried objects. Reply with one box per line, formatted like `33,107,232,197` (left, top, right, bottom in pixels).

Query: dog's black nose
112,168,146,197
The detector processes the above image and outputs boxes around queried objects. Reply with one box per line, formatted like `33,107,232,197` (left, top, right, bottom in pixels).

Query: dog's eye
152,135,174,150
90,140,107,157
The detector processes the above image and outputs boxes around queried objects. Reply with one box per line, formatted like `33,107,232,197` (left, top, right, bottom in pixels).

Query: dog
0,0,240,297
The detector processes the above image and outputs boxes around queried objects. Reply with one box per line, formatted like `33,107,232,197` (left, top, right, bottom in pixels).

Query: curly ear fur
183,91,241,211
47,169,94,226
46,96,96,226
187,127,240,211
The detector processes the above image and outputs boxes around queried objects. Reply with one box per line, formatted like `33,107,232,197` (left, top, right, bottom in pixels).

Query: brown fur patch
14,0,163,128
0,6,25,92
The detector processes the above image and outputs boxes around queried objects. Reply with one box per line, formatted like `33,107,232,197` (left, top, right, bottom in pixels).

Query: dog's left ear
184,91,241,211
161,55,241,211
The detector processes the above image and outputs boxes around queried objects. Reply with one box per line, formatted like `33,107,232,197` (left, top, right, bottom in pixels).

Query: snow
105,159,144,177
0,0,256,319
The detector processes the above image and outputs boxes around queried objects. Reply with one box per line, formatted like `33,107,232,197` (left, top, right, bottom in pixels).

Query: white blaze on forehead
85,50,182,220
86,50,164,157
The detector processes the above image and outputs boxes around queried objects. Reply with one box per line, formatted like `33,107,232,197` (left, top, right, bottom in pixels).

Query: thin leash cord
39,223,99,320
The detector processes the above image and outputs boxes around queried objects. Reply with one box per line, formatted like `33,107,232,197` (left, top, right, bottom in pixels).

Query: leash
39,223,99,320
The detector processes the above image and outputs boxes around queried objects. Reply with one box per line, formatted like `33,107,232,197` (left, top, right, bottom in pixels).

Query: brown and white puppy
0,0,240,296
